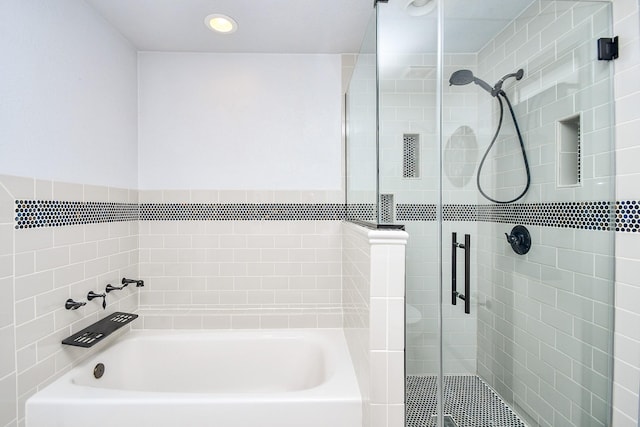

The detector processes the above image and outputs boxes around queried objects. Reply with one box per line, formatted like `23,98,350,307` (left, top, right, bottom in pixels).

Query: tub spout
122,277,144,287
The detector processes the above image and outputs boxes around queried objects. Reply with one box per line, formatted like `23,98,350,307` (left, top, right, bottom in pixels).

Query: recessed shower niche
557,113,582,187
403,133,420,179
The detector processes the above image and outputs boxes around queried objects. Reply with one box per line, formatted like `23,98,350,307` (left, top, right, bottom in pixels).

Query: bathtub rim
27,328,361,404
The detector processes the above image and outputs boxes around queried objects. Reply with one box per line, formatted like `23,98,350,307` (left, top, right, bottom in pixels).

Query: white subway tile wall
135,189,345,328
3,183,352,426
343,222,372,427
137,219,343,326
478,1,614,205
0,180,16,426
475,2,617,427
1,174,140,427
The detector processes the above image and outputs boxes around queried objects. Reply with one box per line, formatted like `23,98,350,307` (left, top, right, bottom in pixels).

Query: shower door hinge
597,36,619,61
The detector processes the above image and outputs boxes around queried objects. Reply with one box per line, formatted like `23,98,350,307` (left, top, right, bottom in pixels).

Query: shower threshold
407,375,526,427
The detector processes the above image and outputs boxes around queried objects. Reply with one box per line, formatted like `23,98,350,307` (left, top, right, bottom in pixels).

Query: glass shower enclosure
346,1,616,426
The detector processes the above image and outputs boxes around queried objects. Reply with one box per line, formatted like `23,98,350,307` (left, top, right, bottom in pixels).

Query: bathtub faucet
65,299,86,310
87,291,107,309
122,277,144,287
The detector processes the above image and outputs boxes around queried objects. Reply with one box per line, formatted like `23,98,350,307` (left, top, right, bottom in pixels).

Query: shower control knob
505,225,531,255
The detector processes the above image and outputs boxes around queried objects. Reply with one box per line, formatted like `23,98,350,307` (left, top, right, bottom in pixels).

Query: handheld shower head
449,67,530,204
449,69,474,86
449,69,494,96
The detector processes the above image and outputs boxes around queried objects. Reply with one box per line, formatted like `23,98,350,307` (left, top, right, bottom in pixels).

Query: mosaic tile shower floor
406,375,526,427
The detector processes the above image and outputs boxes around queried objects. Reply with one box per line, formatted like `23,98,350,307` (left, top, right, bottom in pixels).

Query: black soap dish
62,312,138,348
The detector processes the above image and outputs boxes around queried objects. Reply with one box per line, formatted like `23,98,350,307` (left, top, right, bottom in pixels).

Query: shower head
449,69,474,85
449,69,494,96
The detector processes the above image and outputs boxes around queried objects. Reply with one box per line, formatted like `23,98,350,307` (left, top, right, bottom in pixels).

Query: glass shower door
374,0,616,426
440,1,616,426
450,1,615,426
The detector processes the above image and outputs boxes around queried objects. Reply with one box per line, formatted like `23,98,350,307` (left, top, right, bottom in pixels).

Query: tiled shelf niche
557,114,582,188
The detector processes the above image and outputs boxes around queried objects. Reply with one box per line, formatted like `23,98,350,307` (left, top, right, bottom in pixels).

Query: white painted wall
138,53,343,191
0,0,138,189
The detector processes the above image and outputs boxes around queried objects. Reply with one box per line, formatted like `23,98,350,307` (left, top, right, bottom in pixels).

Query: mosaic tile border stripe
346,203,377,222
475,201,613,231
399,201,618,232
13,199,639,232
397,203,437,221
616,200,640,232
14,201,346,228
14,200,138,229
139,203,345,221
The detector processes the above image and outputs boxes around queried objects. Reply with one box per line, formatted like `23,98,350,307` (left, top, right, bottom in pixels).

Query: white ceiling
379,0,537,53
84,0,375,54
84,0,536,54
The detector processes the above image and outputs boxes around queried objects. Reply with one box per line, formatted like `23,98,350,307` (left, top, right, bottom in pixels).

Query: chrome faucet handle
87,291,107,309
65,299,86,310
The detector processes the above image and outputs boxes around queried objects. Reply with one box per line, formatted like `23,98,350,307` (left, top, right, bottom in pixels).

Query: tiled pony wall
342,222,407,427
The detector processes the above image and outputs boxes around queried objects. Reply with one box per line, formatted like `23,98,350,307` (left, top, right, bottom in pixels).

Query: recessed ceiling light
204,14,238,34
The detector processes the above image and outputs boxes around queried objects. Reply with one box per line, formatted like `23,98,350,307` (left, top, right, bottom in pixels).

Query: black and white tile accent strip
476,201,613,231
139,203,345,221
13,199,640,232
397,203,437,221
398,201,616,231
14,200,138,229
616,200,640,232
346,203,377,222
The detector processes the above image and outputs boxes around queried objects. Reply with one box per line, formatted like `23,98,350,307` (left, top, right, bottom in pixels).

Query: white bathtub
26,329,361,427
